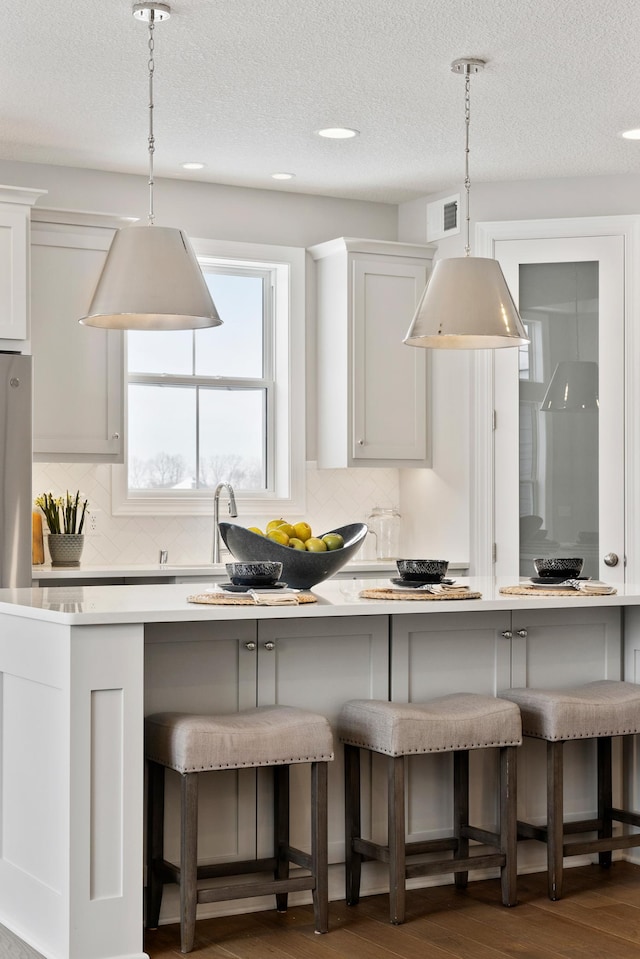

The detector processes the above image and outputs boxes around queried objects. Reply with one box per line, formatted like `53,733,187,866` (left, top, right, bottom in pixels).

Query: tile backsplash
33,462,400,565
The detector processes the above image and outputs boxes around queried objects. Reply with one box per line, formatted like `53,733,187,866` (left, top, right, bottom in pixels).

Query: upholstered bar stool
499,680,640,901
145,706,334,953
338,694,522,924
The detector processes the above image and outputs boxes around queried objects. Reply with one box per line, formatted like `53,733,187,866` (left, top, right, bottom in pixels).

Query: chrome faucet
212,482,238,564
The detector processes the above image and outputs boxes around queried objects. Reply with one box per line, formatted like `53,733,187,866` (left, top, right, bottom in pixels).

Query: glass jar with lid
367,506,402,560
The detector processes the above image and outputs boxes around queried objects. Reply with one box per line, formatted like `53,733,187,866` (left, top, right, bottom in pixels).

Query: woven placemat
187,591,317,606
359,588,482,601
499,585,617,597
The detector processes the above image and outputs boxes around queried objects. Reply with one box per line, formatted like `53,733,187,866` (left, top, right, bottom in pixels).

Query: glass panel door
518,261,599,577
493,234,624,583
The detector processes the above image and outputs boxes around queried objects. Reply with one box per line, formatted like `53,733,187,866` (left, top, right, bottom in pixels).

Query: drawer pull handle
264,641,275,651
244,642,256,651
516,628,528,638
501,630,512,639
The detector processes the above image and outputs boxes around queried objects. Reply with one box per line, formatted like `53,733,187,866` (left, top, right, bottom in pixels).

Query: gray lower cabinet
144,615,389,921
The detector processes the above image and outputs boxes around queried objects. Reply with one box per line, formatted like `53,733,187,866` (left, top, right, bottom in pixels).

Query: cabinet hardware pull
112,432,120,440
357,439,364,445
516,628,528,638
264,641,275,651
244,642,256,651
501,630,513,639
604,552,619,567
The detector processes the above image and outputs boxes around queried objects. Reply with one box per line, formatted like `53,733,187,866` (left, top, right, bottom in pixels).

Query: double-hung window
112,239,305,516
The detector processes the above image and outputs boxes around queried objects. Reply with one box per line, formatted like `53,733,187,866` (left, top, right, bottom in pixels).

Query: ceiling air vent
426,193,460,242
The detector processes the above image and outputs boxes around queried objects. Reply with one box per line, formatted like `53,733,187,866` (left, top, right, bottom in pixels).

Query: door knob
604,553,619,567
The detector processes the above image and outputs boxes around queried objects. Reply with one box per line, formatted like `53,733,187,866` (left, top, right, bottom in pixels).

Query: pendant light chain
147,11,156,226
464,69,471,257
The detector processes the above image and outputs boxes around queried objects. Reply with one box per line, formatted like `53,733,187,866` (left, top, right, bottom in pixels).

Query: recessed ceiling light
316,127,359,139
181,161,205,170
621,129,640,140
271,172,295,180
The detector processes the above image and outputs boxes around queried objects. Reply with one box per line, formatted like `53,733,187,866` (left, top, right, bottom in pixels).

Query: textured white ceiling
3,0,640,203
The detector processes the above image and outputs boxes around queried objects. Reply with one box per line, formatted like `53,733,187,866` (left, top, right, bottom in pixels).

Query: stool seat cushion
499,681,640,741
145,705,334,773
338,694,522,756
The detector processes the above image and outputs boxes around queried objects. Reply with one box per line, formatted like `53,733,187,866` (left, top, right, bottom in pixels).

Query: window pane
197,273,264,377
199,389,266,489
128,330,193,375
128,385,196,489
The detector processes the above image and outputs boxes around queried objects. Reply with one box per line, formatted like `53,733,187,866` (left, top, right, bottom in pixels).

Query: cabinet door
31,220,124,462
0,204,30,342
351,254,429,464
391,610,512,847
256,615,389,868
144,621,258,922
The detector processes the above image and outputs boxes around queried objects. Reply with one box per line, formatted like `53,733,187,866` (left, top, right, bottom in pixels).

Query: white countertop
0,577,633,626
30,560,471,581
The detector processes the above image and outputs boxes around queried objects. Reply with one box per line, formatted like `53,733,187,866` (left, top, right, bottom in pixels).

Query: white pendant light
404,59,528,350
80,2,222,331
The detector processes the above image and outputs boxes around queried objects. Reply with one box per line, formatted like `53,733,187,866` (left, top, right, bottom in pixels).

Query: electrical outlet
87,509,100,535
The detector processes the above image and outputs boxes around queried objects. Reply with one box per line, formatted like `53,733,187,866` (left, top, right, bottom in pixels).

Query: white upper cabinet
0,185,47,347
309,238,435,468
31,210,127,463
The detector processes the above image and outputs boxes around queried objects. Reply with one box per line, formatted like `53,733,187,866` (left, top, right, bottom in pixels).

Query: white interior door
492,232,625,583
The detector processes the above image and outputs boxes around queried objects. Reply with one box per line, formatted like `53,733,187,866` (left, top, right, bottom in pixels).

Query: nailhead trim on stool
499,680,640,901
338,693,522,925
145,705,334,953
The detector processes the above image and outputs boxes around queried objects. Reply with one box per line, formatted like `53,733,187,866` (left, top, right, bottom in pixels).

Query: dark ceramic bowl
396,558,449,583
225,561,283,587
219,522,368,590
533,557,584,579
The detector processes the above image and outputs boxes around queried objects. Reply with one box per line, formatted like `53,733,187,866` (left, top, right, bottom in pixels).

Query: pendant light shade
403,256,528,349
540,360,599,411
80,3,221,332
404,58,528,350
80,225,222,330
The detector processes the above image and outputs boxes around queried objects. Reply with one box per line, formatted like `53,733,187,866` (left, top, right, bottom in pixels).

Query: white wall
397,172,640,569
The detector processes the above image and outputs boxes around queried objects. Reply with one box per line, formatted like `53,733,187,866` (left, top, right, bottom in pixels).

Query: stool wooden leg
146,760,165,929
388,755,406,925
453,750,469,889
180,772,199,954
500,745,518,906
274,764,290,912
597,736,613,868
311,761,329,934
344,744,362,906
547,740,564,901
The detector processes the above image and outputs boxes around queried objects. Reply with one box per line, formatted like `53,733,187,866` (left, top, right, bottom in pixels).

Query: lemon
322,533,344,551
293,521,312,542
266,518,287,532
277,522,296,539
267,528,289,546
305,537,327,552
289,537,306,550
247,526,264,536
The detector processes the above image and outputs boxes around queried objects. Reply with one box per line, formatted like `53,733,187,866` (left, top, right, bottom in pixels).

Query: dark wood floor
145,863,640,959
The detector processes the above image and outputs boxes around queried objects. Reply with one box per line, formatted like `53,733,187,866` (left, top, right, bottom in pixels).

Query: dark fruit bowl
225,561,283,587
396,558,449,582
533,557,584,579
219,522,368,590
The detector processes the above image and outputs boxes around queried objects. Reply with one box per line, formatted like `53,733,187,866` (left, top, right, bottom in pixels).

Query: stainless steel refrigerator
0,353,32,588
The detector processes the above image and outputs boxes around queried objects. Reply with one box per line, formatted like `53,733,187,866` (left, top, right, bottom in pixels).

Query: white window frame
112,237,305,517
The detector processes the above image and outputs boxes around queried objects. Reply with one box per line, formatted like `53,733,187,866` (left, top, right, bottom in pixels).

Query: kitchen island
1,577,639,959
